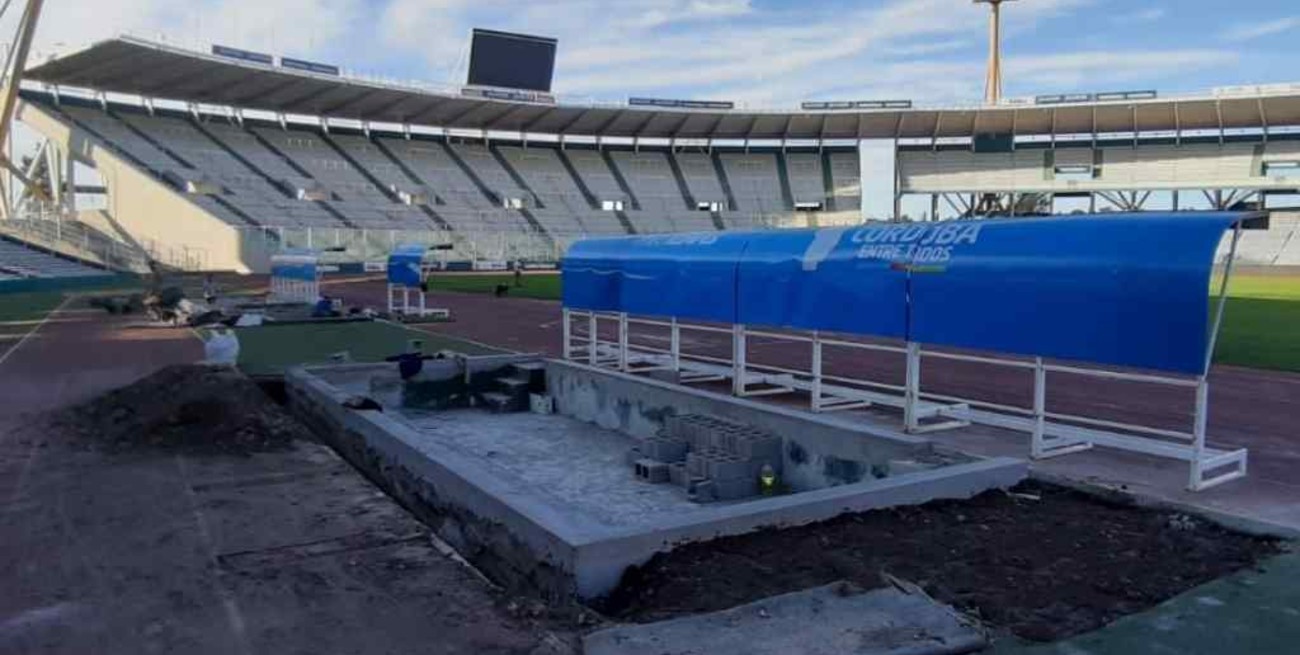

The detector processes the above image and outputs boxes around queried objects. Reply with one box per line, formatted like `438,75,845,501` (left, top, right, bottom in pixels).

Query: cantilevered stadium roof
24,37,1300,141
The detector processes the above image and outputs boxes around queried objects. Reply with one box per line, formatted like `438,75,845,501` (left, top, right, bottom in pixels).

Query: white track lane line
0,295,73,369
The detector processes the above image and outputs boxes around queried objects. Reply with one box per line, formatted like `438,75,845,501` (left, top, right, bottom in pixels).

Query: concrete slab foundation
583,582,987,655
287,359,1027,599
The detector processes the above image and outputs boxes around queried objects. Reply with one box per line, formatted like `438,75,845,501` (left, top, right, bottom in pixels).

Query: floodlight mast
974,0,1017,105
0,0,48,216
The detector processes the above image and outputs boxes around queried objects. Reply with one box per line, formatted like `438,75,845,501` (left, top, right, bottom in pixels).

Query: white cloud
1007,49,1238,90
18,0,366,63
633,0,753,28
4,0,1252,110
1221,16,1300,42
1111,8,1166,24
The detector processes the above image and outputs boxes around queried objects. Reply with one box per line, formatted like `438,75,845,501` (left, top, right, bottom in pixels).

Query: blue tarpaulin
564,233,750,323
270,249,319,282
737,228,909,339
387,244,427,288
561,213,1249,374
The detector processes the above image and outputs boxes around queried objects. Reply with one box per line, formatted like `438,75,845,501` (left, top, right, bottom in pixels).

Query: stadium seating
786,153,828,206
27,95,858,248
719,153,787,214
607,151,715,232
374,138,538,236
898,142,1300,195
825,151,863,223
495,146,620,236
675,152,728,209
1225,211,1300,265
190,122,336,226
0,238,108,278
249,127,437,230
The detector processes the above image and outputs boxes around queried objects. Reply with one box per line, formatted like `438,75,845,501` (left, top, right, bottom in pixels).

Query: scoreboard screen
467,29,557,93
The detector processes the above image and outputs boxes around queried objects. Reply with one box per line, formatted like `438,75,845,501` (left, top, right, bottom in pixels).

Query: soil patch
54,364,311,454
594,481,1280,642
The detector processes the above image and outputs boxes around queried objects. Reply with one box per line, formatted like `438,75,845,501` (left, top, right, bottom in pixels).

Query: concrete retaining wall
547,360,942,490
287,361,1028,600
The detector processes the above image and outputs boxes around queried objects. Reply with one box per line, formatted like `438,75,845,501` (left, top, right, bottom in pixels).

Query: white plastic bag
204,328,241,365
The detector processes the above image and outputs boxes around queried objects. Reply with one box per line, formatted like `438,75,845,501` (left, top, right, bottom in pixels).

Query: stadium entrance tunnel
285,355,1025,600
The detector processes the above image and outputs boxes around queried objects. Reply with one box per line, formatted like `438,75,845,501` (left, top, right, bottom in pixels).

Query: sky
9,0,1300,108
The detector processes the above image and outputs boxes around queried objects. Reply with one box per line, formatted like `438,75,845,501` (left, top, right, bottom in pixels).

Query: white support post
670,317,681,372
618,312,629,372
1188,221,1242,489
587,313,598,365
811,331,824,412
1031,356,1047,458
904,342,921,432
562,308,572,360
732,324,747,396
1190,376,1209,490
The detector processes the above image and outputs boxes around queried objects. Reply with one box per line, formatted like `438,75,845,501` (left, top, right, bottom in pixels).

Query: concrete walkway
586,582,985,655
0,300,573,654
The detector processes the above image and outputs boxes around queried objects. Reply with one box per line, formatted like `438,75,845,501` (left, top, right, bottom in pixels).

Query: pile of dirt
55,364,311,454
595,482,1280,642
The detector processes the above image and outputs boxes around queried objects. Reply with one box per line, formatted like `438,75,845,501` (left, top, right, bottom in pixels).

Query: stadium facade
4,36,1300,274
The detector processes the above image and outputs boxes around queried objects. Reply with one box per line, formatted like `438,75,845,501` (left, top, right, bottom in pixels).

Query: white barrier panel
269,274,319,304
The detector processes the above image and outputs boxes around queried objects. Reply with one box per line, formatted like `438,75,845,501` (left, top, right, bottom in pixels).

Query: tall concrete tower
974,0,1017,105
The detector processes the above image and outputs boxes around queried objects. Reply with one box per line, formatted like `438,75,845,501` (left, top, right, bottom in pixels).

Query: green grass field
1215,274,1300,373
425,273,562,300
228,321,503,377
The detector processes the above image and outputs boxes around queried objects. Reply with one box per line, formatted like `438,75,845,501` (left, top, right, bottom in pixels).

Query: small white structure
269,249,321,304
386,244,450,319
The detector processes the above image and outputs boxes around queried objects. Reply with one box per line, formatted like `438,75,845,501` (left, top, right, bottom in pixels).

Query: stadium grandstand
0,235,110,280
2,35,1299,273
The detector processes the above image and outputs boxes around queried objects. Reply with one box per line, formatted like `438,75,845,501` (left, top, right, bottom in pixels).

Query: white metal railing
233,211,810,265
136,236,208,272
236,225,563,264
563,309,1248,492
0,212,152,273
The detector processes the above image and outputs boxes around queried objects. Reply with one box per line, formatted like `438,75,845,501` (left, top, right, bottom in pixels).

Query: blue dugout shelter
562,212,1259,491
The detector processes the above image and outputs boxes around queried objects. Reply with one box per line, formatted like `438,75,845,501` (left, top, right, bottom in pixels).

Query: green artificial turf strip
228,320,502,377
424,273,562,300
1214,274,1300,372
0,291,65,324
0,291,67,350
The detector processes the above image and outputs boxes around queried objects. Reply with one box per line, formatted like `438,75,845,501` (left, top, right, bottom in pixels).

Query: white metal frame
270,272,319,305
562,223,1249,492
386,283,450,319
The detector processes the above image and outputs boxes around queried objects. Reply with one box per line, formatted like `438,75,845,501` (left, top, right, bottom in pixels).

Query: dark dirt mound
55,364,311,454
594,482,1279,642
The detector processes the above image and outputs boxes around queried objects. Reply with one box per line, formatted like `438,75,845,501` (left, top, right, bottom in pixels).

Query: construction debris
53,365,310,454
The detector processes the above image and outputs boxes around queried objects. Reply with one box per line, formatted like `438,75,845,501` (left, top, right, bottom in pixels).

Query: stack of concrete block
631,414,784,503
